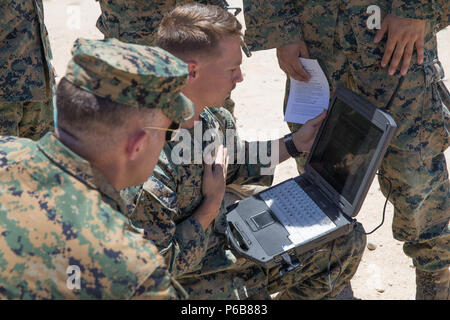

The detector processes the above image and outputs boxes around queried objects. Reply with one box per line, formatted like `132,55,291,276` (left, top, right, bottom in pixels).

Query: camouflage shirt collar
37,133,129,215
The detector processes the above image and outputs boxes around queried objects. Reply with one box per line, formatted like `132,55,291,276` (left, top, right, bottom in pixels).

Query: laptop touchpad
250,211,275,230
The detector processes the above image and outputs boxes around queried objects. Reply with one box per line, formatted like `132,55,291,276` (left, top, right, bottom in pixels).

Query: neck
91,158,125,191
56,126,124,191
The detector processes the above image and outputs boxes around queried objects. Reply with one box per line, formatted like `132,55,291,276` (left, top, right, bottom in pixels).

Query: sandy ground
43,0,449,300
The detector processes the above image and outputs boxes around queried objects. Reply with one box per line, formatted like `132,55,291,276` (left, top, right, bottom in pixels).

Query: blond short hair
155,3,243,57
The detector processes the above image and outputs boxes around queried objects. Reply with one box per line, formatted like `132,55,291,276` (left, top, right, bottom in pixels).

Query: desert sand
43,0,449,300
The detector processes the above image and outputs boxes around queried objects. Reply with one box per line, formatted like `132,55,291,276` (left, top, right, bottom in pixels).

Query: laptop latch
279,253,301,276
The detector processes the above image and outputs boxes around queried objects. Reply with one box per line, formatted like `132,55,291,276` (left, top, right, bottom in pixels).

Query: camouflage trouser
0,98,54,141
176,223,366,299
283,26,449,276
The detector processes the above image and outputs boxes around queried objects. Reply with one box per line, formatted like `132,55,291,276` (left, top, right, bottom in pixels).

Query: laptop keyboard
260,180,336,245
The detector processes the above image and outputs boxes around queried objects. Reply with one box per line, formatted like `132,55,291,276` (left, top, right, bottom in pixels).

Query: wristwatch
283,132,302,158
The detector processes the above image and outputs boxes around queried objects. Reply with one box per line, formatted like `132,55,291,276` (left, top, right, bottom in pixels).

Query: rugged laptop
225,87,397,271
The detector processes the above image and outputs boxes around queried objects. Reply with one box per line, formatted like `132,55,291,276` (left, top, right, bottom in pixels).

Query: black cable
358,172,393,235
385,76,405,111
326,240,340,293
295,242,343,294
278,174,392,296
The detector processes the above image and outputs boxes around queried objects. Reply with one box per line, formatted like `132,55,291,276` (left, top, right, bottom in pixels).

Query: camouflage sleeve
131,266,188,300
117,222,189,300
131,163,210,278
35,0,53,60
390,0,437,20
242,0,303,51
209,107,275,186
436,0,449,27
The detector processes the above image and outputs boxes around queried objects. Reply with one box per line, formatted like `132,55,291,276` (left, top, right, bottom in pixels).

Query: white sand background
43,0,449,300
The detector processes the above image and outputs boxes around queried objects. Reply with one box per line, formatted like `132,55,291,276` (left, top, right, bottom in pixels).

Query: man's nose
235,69,244,83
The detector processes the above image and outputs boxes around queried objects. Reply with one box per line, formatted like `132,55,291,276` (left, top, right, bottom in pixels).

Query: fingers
203,153,213,177
294,110,326,153
415,36,424,65
212,145,228,179
387,39,407,75
289,41,311,81
400,41,414,76
203,149,215,166
213,144,225,167
307,109,327,127
276,42,311,82
385,35,423,76
378,15,426,76
223,148,229,181
292,63,311,82
299,41,310,59
374,18,388,44
381,34,397,69
280,58,311,82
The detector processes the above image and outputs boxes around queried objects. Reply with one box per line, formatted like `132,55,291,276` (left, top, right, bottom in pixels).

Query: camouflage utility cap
65,38,194,123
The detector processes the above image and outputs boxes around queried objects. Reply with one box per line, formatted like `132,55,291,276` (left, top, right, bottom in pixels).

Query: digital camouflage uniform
122,106,367,299
0,0,54,140
95,0,236,114
0,134,183,300
436,0,449,29
0,38,195,299
243,0,449,298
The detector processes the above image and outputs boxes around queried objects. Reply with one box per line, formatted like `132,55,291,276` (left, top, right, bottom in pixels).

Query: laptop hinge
310,182,339,211
314,182,353,220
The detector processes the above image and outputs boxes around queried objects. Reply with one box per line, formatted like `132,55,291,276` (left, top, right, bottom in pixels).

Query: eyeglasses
142,122,181,142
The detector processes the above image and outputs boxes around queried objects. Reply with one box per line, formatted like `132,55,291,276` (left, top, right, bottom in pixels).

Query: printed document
284,58,330,124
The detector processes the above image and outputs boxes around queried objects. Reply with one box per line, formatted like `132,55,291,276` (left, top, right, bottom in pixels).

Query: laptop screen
308,97,384,204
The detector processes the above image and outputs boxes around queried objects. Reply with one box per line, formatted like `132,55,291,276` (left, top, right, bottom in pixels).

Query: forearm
169,215,210,277
166,197,223,277
192,197,222,231
275,136,292,166
271,131,309,167
134,187,210,278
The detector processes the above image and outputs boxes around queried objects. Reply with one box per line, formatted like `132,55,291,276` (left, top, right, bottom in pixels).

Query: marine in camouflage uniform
242,0,449,299
122,105,366,299
0,0,54,140
0,38,195,299
95,0,236,114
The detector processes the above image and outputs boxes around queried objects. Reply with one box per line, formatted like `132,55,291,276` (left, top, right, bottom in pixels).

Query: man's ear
187,61,199,80
127,129,148,161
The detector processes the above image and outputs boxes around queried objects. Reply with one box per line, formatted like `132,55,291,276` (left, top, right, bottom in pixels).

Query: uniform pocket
348,5,388,67
419,60,450,156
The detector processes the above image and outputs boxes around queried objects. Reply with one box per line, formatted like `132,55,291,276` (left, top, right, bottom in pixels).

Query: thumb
223,147,229,178
203,149,214,170
203,161,212,181
374,18,388,43
299,41,310,59
308,109,327,126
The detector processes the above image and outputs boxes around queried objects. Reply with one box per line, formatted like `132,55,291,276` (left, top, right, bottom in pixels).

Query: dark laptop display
309,98,384,204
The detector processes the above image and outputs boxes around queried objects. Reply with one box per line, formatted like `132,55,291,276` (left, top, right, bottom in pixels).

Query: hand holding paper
284,58,330,124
